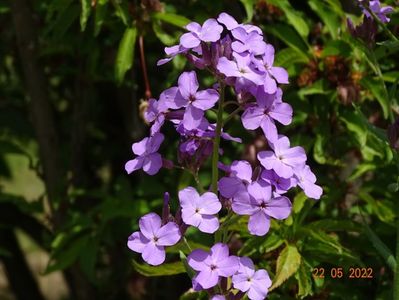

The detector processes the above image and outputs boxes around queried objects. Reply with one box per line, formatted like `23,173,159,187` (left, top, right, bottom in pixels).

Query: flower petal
194,269,219,289
193,89,219,110
248,211,270,236
127,231,149,253
139,212,161,240
183,105,204,130
180,32,200,49
198,214,219,233
199,192,221,214
142,242,165,266
188,249,210,271
142,153,162,175
156,222,181,246
125,157,144,174
178,71,199,99
265,196,292,220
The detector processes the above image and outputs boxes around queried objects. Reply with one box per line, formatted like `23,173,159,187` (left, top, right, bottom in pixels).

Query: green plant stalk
211,83,225,193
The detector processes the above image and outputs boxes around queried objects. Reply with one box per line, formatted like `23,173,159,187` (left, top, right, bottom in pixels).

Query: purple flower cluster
126,13,322,298
360,0,393,23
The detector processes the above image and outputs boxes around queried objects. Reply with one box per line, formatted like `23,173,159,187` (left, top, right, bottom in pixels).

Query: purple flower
170,71,219,130
232,257,272,300
294,165,323,200
362,0,393,23
125,133,164,175
253,44,289,94
179,187,222,233
127,213,181,266
257,135,307,179
260,169,296,194
157,45,188,66
145,98,168,135
217,52,263,85
241,88,292,141
232,180,292,236
217,12,262,34
187,243,239,289
211,295,225,300
180,19,223,49
218,160,253,199
231,27,266,55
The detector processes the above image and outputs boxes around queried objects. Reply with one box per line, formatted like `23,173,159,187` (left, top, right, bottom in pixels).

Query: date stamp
312,267,373,279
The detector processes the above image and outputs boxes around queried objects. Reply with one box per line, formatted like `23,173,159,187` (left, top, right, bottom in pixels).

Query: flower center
260,202,267,209
153,236,159,243
247,277,252,282
210,264,217,270
239,68,247,74
277,155,284,161
189,94,196,103
195,208,200,213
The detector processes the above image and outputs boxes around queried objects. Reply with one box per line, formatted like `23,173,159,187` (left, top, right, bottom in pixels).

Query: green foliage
115,26,137,84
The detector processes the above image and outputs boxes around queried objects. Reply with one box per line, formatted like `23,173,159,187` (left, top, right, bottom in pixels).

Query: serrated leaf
152,12,190,28
270,244,301,290
132,260,186,277
79,0,91,31
267,0,309,37
295,263,313,298
115,26,137,84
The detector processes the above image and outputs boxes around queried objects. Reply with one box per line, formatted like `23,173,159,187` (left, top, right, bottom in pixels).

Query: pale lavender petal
260,116,278,142
182,207,202,227
139,212,161,239
232,273,252,292
125,157,144,174
217,57,240,77
281,146,307,167
178,71,199,99
218,177,245,198
179,186,200,209
142,153,162,175
238,257,255,277
301,181,323,200
193,89,219,110
211,295,225,300
271,67,289,84
270,102,293,125
232,190,258,215
241,106,264,130
127,231,149,253
272,159,294,178
156,222,181,246
157,57,173,66
263,44,275,67
148,132,164,153
199,19,223,42
257,150,276,169
210,243,229,262
188,249,209,271
198,214,219,233
194,269,219,289
248,270,271,300
247,180,272,202
263,73,277,94
142,242,165,266
183,105,204,130
217,12,239,30
132,137,148,155
161,87,187,109
199,192,221,214
217,256,240,276
180,32,200,48
231,160,253,182
185,22,202,33
248,211,270,236
265,196,291,219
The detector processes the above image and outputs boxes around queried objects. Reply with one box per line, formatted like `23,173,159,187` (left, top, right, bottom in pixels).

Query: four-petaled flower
218,160,253,199
127,213,181,266
179,187,222,233
232,180,292,236
241,88,292,142
180,19,223,49
258,135,306,179
294,165,323,200
187,243,239,289
232,257,272,300
125,132,164,175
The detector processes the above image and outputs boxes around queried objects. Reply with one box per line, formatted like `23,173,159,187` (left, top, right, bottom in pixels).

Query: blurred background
1,0,399,299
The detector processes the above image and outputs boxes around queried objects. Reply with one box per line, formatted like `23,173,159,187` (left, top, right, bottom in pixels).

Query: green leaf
94,1,107,36
298,79,330,98
274,48,309,68
375,40,399,59
360,77,390,119
151,12,190,28
308,0,341,39
295,262,313,298
264,23,309,60
293,192,308,214
306,219,362,232
340,110,368,146
239,0,255,21
267,0,309,37
179,251,195,279
114,26,137,85
80,0,91,31
132,260,186,277
321,40,351,57
112,0,130,26
360,214,396,271
153,21,177,46
269,244,301,290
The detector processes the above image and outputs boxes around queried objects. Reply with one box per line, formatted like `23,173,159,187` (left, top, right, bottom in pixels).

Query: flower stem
211,83,225,193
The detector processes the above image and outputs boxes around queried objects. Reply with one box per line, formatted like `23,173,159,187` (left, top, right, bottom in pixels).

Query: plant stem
211,83,225,193
223,106,243,126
